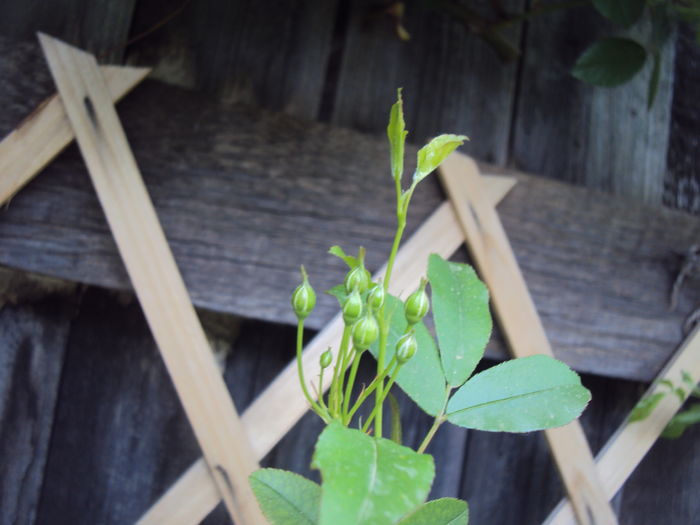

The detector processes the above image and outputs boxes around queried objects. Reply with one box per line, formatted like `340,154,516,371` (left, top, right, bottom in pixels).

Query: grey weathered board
665,24,700,214
125,0,338,120
0,287,78,525
0,51,698,381
329,0,523,164
16,287,699,525
0,0,137,63
511,8,675,206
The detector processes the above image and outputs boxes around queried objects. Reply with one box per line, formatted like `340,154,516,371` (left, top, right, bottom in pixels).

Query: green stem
330,326,352,418
417,415,445,454
345,356,397,424
296,320,328,421
417,386,452,453
362,363,403,433
343,348,363,418
317,366,328,412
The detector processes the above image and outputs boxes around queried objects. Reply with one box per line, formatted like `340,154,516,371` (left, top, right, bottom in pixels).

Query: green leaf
446,355,591,432
662,403,700,439
629,392,666,422
572,38,647,87
592,0,644,27
329,245,359,269
326,284,347,303
249,468,321,525
398,498,469,524
312,422,435,525
370,294,448,416
414,134,468,184
387,88,408,182
681,370,694,387
428,254,492,387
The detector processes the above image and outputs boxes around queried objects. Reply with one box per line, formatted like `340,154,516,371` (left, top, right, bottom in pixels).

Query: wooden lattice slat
439,152,618,525
38,34,265,524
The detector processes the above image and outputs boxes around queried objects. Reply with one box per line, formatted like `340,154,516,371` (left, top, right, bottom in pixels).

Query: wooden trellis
1,34,699,525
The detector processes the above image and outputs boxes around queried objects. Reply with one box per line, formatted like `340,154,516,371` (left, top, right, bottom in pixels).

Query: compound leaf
414,134,468,184
428,254,491,387
398,498,468,525
446,355,591,432
388,88,409,181
250,468,320,525
312,422,434,525
592,0,645,27
572,38,647,87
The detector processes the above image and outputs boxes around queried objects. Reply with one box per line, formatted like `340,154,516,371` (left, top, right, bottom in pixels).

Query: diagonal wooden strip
439,152,618,525
136,175,517,524
0,64,150,205
544,325,700,525
37,34,265,524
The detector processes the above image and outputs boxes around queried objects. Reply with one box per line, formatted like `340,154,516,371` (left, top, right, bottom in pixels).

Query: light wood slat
0,64,149,204
137,175,517,524
439,152,618,525
544,325,700,525
37,34,265,524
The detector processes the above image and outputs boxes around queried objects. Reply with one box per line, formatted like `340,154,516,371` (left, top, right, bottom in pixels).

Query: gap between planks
439,152,618,525
37,34,265,524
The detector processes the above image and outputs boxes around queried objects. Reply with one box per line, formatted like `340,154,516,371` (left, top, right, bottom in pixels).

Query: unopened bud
352,313,379,350
367,283,385,310
291,266,316,321
342,288,364,325
396,331,418,363
404,278,429,325
344,265,371,294
320,348,333,369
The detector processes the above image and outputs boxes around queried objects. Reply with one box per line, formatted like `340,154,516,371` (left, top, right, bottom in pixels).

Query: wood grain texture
38,34,264,523
125,0,338,120
0,69,698,382
511,9,675,205
0,0,137,62
330,0,523,163
0,289,78,525
439,153,617,525
664,24,700,214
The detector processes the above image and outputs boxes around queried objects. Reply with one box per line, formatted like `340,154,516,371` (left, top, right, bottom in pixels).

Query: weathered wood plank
125,0,338,120
331,0,523,163
1,75,698,383
0,0,137,62
511,9,675,205
0,273,78,525
664,24,700,214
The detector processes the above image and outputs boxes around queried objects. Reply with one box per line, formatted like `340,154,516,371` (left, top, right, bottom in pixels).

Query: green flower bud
404,278,429,325
344,264,371,294
396,331,418,363
367,283,385,310
291,266,316,321
320,348,333,369
352,313,379,350
342,288,364,325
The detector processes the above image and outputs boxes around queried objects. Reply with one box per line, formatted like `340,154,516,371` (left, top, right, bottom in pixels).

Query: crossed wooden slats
1,34,698,525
